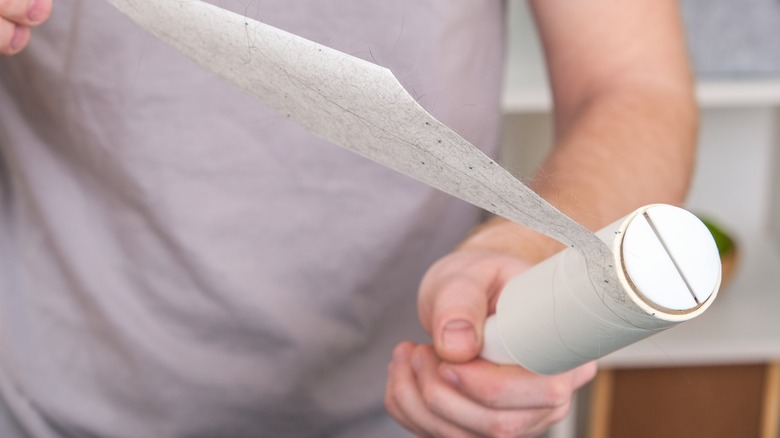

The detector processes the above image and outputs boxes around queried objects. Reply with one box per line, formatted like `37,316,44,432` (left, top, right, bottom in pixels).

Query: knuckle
544,378,574,407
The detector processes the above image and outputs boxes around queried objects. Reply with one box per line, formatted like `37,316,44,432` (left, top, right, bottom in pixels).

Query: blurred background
501,1,780,437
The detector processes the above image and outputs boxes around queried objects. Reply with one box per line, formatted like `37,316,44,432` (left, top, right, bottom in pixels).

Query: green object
699,217,735,257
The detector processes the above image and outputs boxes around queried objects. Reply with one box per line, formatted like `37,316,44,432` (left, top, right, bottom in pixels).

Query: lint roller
105,3,721,376
481,204,721,375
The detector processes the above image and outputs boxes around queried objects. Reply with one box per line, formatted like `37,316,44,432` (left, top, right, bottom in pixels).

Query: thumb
419,251,529,363
431,280,487,363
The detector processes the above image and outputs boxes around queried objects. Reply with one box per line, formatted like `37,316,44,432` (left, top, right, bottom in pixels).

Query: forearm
463,0,697,264
540,84,698,225
463,85,698,263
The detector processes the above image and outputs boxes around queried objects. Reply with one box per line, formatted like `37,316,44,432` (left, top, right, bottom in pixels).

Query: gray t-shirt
0,1,506,436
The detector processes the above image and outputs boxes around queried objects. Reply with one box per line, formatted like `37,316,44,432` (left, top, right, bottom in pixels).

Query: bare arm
387,1,698,436
469,0,698,263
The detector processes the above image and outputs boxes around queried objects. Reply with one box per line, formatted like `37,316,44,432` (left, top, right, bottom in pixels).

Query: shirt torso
0,1,506,436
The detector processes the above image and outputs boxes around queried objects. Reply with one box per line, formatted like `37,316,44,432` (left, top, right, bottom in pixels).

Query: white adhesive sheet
105,1,671,332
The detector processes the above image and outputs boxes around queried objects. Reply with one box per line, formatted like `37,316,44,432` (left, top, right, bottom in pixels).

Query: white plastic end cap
621,205,721,312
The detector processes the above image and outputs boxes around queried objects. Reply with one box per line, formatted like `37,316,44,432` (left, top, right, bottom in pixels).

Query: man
0,1,696,436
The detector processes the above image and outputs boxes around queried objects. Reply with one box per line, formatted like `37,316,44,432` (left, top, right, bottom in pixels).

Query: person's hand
385,249,597,437
1,0,52,55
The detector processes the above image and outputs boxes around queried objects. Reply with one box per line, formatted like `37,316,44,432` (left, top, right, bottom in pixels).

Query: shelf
501,85,551,114
502,0,780,113
697,79,780,107
599,236,780,369
502,79,780,114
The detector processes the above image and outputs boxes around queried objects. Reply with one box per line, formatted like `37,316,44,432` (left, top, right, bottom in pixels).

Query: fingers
387,344,578,437
0,19,27,55
413,345,552,437
384,343,416,434
438,359,597,410
418,250,530,363
0,0,52,55
385,343,475,438
0,0,52,26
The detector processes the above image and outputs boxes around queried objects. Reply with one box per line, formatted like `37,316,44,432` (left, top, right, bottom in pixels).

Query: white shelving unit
504,79,780,114
501,1,780,112
501,3,780,436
